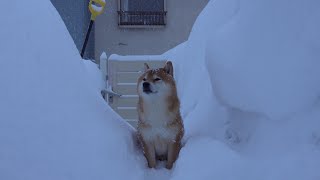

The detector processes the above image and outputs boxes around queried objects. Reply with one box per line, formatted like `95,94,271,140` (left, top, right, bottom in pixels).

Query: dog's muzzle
143,82,152,94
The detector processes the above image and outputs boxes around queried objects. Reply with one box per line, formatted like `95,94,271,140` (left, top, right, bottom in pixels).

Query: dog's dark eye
143,78,146,81
154,78,161,81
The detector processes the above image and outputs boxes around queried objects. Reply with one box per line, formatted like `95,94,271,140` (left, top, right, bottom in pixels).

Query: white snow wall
165,0,320,179
0,1,143,180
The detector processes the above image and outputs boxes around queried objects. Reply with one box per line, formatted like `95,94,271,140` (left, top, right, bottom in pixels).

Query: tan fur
136,61,184,169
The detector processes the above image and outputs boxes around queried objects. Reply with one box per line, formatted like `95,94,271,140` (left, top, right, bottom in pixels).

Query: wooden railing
118,11,167,26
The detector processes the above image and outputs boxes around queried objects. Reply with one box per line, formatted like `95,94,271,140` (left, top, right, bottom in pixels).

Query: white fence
100,53,166,127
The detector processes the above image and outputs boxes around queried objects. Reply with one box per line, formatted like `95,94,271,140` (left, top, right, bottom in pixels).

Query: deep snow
165,0,320,179
0,1,144,180
1,0,320,180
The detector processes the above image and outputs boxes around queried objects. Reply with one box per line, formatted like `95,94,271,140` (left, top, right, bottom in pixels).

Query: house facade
51,0,94,59
94,0,209,60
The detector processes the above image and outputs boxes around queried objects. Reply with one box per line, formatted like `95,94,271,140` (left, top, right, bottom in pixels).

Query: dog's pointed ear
144,63,150,72
164,61,173,76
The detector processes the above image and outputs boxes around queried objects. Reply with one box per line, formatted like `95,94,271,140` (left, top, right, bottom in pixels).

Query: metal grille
118,11,166,26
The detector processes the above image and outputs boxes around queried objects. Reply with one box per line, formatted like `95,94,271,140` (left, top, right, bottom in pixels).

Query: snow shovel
81,0,106,58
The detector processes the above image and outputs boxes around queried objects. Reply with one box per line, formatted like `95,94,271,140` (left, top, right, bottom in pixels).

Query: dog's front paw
165,162,173,169
148,163,156,169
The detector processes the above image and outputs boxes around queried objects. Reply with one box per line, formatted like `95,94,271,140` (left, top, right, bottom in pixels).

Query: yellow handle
89,0,106,21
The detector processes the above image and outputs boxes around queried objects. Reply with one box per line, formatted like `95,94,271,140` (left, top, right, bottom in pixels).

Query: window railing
118,11,167,26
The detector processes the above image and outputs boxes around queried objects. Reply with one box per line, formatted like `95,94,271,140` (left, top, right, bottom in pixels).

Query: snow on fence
100,53,166,127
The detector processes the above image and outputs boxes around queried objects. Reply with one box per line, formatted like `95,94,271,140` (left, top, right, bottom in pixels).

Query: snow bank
165,0,320,179
205,0,320,120
171,137,245,180
83,60,106,93
2,0,320,179
0,1,144,179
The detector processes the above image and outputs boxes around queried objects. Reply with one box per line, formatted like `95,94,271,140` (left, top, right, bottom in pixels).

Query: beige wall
94,0,208,60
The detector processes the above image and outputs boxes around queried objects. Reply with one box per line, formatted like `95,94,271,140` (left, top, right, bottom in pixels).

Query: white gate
100,53,166,127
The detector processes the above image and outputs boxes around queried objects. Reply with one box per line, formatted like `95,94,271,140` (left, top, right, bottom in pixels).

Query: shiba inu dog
136,61,184,169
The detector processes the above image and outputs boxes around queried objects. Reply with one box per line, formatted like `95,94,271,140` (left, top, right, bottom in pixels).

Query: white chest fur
139,96,178,143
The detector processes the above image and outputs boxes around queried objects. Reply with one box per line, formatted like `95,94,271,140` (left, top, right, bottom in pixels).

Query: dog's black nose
143,82,150,88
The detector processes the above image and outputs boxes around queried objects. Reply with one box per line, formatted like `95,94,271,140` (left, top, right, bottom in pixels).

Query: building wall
94,0,208,60
50,0,94,59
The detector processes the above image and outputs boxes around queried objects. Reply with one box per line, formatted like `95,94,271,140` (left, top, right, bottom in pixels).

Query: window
118,0,166,27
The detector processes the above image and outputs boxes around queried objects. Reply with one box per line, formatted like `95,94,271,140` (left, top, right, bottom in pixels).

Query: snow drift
205,0,320,120
165,0,320,179
1,0,320,179
0,1,144,180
